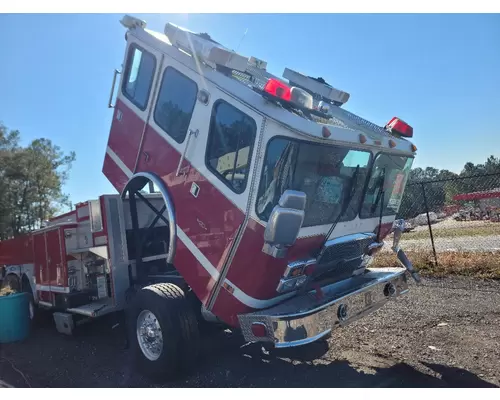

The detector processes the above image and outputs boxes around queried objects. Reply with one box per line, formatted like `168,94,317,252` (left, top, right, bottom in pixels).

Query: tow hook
392,219,422,284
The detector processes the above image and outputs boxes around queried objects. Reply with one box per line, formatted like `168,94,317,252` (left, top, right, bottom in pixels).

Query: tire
21,282,39,326
127,283,200,381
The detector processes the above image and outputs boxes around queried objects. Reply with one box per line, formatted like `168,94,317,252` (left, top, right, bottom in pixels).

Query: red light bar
263,79,291,101
385,117,413,138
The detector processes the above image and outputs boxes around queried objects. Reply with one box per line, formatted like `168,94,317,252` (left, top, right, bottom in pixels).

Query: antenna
235,28,248,54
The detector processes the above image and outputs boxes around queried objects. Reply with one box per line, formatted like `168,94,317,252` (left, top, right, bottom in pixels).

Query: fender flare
121,172,177,265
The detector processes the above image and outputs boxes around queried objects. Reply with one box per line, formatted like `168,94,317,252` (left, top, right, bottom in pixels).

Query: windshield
360,153,414,218
256,137,371,227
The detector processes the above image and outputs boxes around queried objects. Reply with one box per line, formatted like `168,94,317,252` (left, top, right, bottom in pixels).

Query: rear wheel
127,283,200,381
22,285,36,323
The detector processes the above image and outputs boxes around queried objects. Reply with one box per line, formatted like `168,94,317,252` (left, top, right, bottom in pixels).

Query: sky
0,13,499,206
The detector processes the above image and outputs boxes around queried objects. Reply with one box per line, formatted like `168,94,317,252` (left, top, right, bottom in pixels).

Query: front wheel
127,283,200,381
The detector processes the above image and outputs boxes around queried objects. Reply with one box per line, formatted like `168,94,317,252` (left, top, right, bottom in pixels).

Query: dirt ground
1,276,499,388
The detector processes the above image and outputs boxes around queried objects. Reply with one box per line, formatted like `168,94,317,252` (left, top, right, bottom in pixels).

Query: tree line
398,155,500,219
0,122,75,240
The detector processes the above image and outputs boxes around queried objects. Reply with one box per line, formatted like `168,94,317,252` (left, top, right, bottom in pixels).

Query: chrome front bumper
237,267,408,348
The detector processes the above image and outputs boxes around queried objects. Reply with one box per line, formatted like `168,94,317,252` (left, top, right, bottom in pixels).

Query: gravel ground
1,276,499,388
382,235,500,253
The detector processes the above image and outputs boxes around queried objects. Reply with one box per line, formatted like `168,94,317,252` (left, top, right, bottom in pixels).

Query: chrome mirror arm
391,219,421,283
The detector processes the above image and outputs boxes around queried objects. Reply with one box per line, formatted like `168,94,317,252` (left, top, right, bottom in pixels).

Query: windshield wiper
370,168,387,243
370,167,386,215
320,164,361,249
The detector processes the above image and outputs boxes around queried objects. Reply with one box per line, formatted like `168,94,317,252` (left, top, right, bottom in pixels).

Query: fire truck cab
0,15,421,380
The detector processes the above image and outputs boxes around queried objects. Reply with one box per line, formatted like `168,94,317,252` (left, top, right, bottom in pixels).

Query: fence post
421,183,438,266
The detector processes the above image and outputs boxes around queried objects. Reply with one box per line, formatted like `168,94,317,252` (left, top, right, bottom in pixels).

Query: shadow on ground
0,313,497,388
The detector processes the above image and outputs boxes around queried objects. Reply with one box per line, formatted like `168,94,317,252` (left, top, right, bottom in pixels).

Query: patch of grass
372,250,500,280
399,225,500,240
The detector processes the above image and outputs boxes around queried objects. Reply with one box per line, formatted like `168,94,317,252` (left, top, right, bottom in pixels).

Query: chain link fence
390,172,500,288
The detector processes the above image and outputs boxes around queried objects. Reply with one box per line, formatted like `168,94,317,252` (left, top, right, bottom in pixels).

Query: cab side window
205,101,257,194
122,44,156,111
154,67,198,144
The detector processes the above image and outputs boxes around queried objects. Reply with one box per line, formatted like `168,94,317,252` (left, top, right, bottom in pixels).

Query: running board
66,298,114,317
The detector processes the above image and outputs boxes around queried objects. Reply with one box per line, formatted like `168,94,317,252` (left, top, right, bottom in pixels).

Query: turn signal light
322,126,331,138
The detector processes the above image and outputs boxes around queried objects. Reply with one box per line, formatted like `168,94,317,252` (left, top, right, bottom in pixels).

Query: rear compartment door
33,232,48,289
104,38,164,193
46,229,64,292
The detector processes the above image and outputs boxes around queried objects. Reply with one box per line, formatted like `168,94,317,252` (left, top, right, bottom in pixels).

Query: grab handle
108,69,122,108
176,129,199,177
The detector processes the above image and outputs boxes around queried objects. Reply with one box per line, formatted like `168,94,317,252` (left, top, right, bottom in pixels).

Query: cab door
104,37,163,193
135,53,262,303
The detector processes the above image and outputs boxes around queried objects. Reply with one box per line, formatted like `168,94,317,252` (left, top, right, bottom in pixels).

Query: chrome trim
366,241,384,253
108,69,121,108
261,242,287,258
276,274,308,293
121,172,177,265
238,267,408,347
38,301,53,308
394,248,421,283
322,232,375,251
275,329,332,348
284,258,316,278
391,218,421,283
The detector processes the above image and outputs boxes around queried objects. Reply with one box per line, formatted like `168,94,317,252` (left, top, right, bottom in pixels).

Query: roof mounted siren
282,68,350,107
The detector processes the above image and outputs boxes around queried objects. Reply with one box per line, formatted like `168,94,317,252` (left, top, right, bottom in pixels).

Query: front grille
307,234,376,284
317,234,375,266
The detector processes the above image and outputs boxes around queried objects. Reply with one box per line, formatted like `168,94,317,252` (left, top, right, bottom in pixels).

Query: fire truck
0,15,421,380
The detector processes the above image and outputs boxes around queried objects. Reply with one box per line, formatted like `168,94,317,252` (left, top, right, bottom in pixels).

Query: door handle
176,129,199,177
143,151,150,163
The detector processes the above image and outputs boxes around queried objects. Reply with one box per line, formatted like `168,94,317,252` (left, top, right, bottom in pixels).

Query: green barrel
0,292,30,343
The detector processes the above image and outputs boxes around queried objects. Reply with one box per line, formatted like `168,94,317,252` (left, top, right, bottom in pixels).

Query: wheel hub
136,310,163,361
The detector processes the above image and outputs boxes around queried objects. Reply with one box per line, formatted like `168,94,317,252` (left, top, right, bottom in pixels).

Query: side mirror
262,190,306,258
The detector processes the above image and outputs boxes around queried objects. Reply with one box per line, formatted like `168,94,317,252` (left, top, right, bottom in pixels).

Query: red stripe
102,153,129,194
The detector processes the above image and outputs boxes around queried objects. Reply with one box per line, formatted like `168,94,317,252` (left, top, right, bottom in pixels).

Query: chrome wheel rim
136,309,163,361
